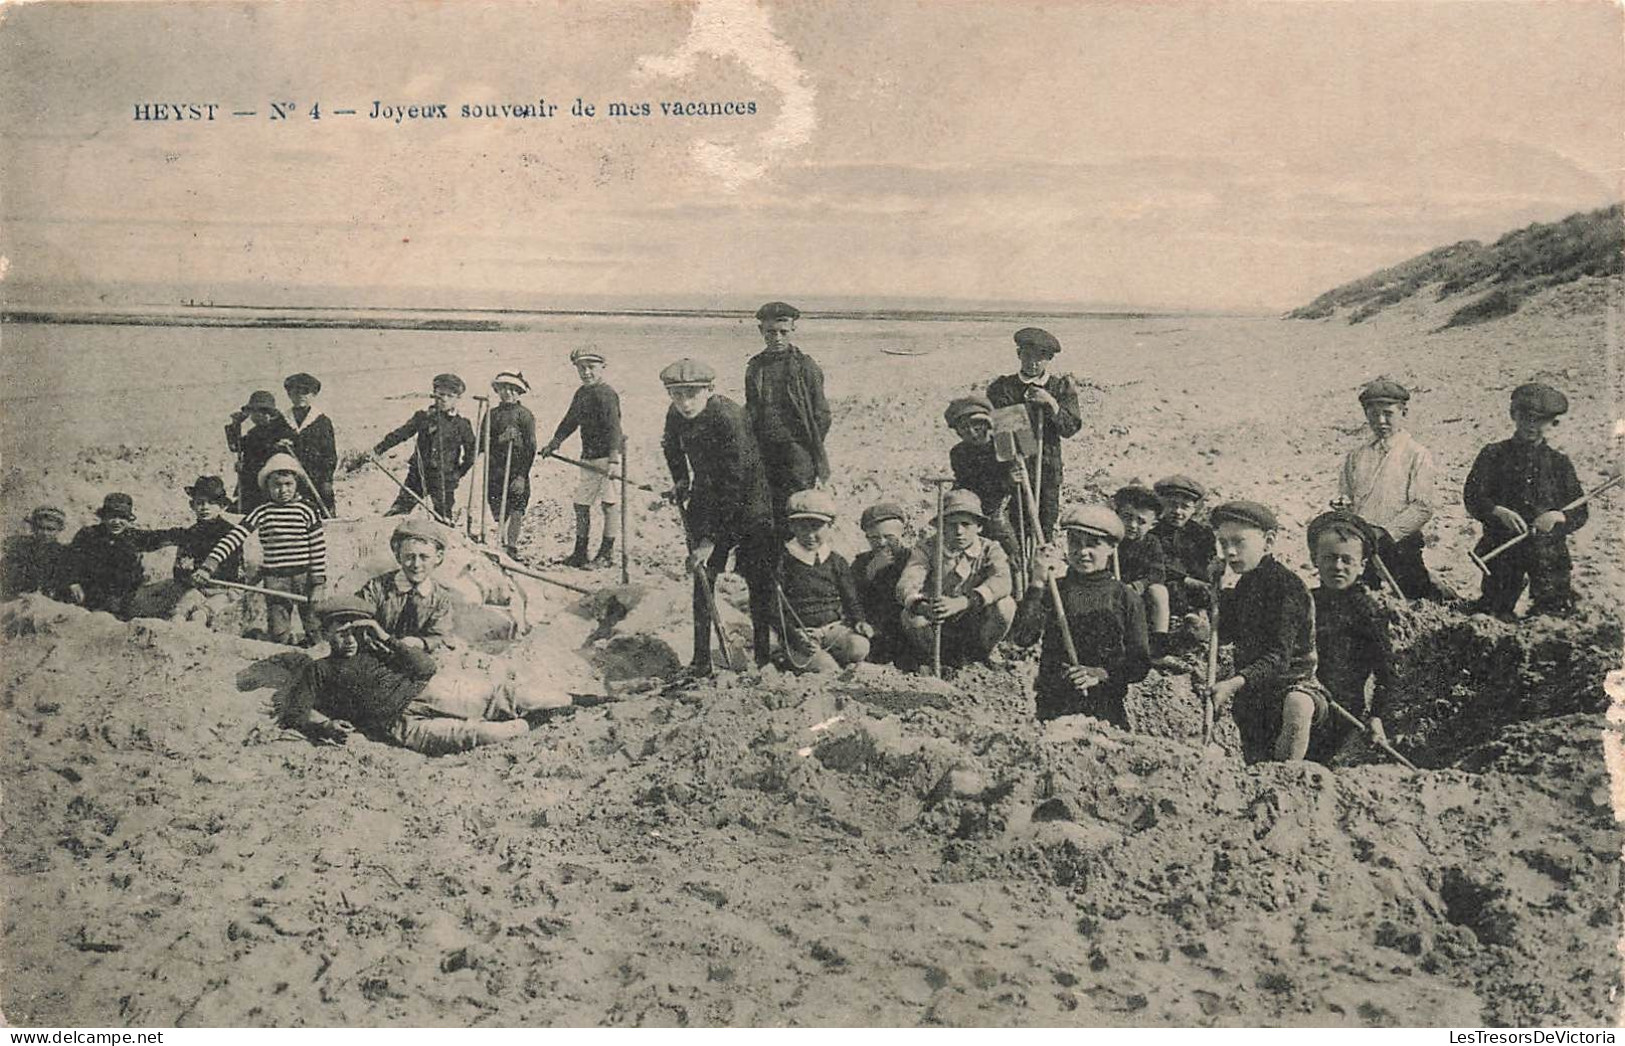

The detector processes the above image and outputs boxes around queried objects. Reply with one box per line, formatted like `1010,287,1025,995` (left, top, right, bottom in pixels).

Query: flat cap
1510,382,1568,417
859,502,907,531
941,489,986,522
755,301,801,322
944,394,994,429
659,358,716,387
1358,376,1410,405
96,492,136,520
184,475,231,505
1060,503,1124,542
242,390,279,413
314,595,377,627
1210,499,1280,532
1153,474,1206,501
28,505,66,528
786,489,838,523
432,373,466,395
1305,509,1377,557
283,372,322,394
391,517,449,550
257,453,305,491
1013,327,1061,356
492,371,531,394
569,347,606,366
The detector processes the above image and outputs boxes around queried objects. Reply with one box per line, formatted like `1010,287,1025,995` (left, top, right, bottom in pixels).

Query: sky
2,0,1621,312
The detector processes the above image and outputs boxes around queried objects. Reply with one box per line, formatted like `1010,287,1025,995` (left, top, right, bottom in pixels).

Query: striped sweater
202,500,326,578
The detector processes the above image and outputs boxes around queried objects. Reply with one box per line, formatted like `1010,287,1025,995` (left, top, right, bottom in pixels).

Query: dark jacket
744,346,831,482
374,409,477,482
1009,569,1150,724
227,415,298,498
949,440,1017,521
1151,519,1216,586
1218,555,1317,697
985,372,1082,485
62,524,156,611
1,534,67,599
288,408,338,488
1463,438,1587,541
662,395,773,544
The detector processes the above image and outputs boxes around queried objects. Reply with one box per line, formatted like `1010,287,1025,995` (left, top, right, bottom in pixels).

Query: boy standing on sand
1010,504,1150,726
1206,500,1331,764
483,371,539,558
1338,377,1442,601
2,506,68,600
986,327,1082,541
541,350,623,568
945,393,1020,563
1305,510,1397,763
226,390,298,513
895,489,1015,670
1463,382,1588,618
355,518,460,656
284,373,337,514
194,454,327,645
773,489,872,674
851,502,910,666
744,302,831,540
1151,475,1216,619
357,373,476,521
660,358,777,675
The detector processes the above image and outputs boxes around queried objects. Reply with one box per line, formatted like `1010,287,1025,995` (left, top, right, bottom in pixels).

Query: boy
986,327,1082,540
277,596,568,755
1009,504,1150,726
1305,510,1396,764
2,505,68,600
226,390,297,513
284,373,337,514
774,489,872,673
744,301,832,540
142,475,244,626
851,502,910,666
660,357,777,675
483,371,539,557
1463,382,1587,618
895,489,1015,670
1112,484,1172,656
355,517,459,655
360,373,476,521
1151,474,1216,618
193,454,327,645
541,350,622,567
1338,377,1442,600
60,494,149,617
945,393,1020,563
1206,500,1330,764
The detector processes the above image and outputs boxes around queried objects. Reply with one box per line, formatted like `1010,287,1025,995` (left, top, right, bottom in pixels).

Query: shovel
992,404,1038,588
993,408,1080,667
544,449,664,495
1469,470,1624,574
364,453,454,528
1327,698,1417,771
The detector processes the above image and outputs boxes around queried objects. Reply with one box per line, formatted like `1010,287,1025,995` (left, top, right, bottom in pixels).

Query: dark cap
944,393,994,429
242,390,279,413
1306,509,1377,557
941,489,986,522
1153,474,1206,501
1060,504,1124,542
1510,382,1568,417
184,475,231,505
1358,376,1410,405
755,301,801,322
1013,327,1061,356
283,373,322,395
659,358,716,387
859,502,907,531
391,517,449,551
28,506,65,528
96,492,136,521
315,595,377,627
432,373,466,395
1210,499,1280,532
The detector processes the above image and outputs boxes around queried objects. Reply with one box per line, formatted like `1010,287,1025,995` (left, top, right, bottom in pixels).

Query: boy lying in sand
277,595,570,754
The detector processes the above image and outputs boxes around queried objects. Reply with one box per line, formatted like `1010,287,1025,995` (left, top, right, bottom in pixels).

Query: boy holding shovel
541,349,623,568
482,371,537,558
895,489,1015,671
986,327,1081,542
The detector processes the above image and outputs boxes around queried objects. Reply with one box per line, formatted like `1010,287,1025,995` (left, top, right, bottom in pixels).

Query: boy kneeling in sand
773,489,872,673
895,489,1015,670
1206,500,1331,763
277,596,568,754
356,517,460,656
1009,504,1150,726
851,502,910,666
1304,509,1396,764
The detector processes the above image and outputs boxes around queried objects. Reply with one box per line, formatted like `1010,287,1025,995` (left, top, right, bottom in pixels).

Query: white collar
392,572,436,597
784,540,830,566
944,536,985,561
1018,371,1049,386
290,407,325,433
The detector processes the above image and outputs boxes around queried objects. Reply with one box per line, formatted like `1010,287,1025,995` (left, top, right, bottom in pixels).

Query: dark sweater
949,441,1016,519
1117,532,1167,586
778,549,864,629
1009,570,1150,725
1218,555,1317,697
551,383,622,460
147,518,244,583
744,346,831,480
662,395,773,544
289,408,338,486
485,402,538,479
281,642,439,735
1151,519,1215,584
1,534,67,599
1463,437,1587,540
852,548,907,630
1312,585,1395,719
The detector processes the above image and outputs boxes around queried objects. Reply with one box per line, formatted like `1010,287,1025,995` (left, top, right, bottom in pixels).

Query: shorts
1231,677,1330,765
573,458,620,506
